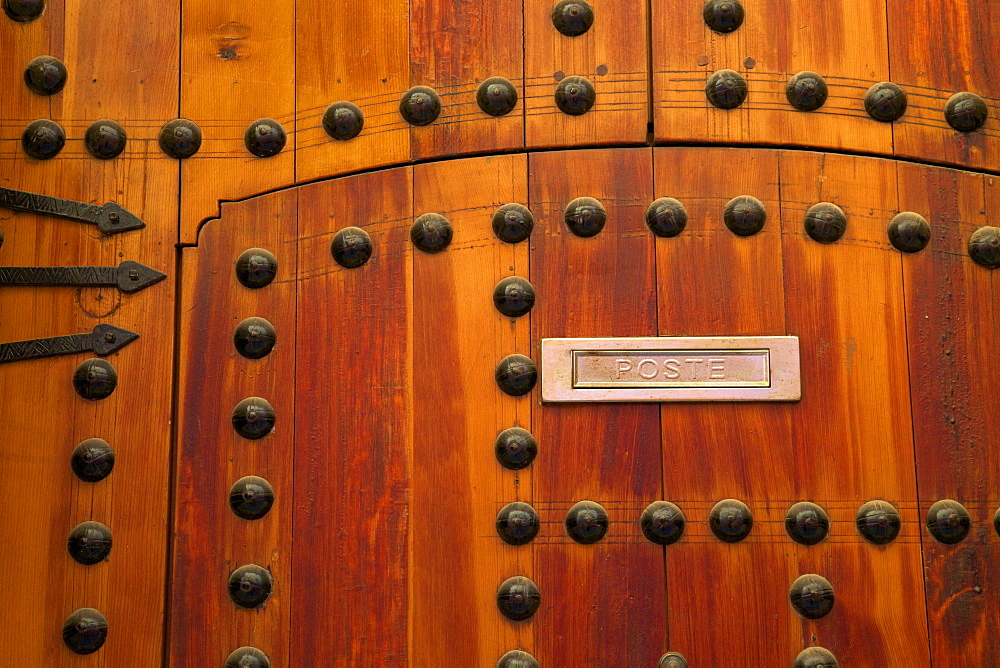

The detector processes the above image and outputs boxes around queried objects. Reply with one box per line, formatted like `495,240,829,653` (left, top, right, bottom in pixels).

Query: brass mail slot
541,337,800,402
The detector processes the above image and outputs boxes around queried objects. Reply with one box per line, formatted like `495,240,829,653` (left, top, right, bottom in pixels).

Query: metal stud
244,118,286,158
410,213,453,253
645,197,688,238
493,203,534,243
323,101,364,141
229,476,275,520
703,0,744,33
856,499,901,545
21,119,65,160
62,608,108,655
23,55,65,95
73,358,117,400
944,92,988,133
228,564,273,608
67,521,113,565
233,317,277,360
864,82,907,122
235,248,278,289
331,226,373,268
887,211,931,253
789,574,835,619
564,196,606,237
226,647,271,668
565,500,609,544
926,499,971,544
994,507,1000,538
551,0,594,36
0,228,3,249
497,649,539,668
85,119,127,160
496,502,540,546
784,502,829,546
555,75,596,116
786,71,828,112
496,576,540,621
71,438,115,482
493,276,536,318
804,202,847,244
706,69,748,109
231,397,276,440
477,77,519,116
158,119,202,159
968,226,1000,268
495,354,537,396
4,0,44,22
794,647,839,667
494,427,538,470
399,86,442,126
641,501,685,545
723,195,766,237
709,498,753,543
659,653,689,668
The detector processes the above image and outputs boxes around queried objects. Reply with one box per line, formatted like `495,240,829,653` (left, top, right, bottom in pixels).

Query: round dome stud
323,101,364,141
233,317,277,360
856,499,901,545
706,69,748,109
493,276,536,318
21,119,65,160
641,501,685,545
84,119,127,160
703,0,744,33
492,203,534,243
73,358,117,400
555,75,596,116
23,55,66,95
497,649,539,668
789,574,835,619
228,564,273,608
785,502,830,546
410,213,453,253
659,653,689,668
968,226,1000,268
804,202,848,244
709,498,753,543
794,647,839,667
225,647,271,668
495,354,537,396
723,195,766,236
4,0,45,22
645,197,688,238
158,119,202,159
564,196,606,237
244,118,287,158
496,502,540,546
331,226,374,268
865,82,907,122
229,476,276,520
67,521,113,565
926,499,971,544
235,248,278,289
551,0,594,36
71,438,115,482
786,71,829,112
400,86,442,126
477,77,519,116
231,397,276,440
565,500,609,544
944,92,988,133
887,212,931,253
496,576,541,621
62,608,108,655
494,427,538,470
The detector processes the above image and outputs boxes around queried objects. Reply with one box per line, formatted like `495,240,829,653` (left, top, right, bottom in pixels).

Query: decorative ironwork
0,324,138,364
0,187,145,234
0,260,165,292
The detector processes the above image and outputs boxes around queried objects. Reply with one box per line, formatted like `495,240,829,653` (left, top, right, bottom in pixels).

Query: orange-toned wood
171,192,296,666
409,155,532,665
179,0,295,243
291,168,412,665
528,148,665,665
523,0,648,147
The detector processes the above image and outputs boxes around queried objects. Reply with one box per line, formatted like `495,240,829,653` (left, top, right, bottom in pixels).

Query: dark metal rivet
706,69,748,109
230,476,275,520
4,0,44,22
234,317,277,359
785,502,830,545
794,647,839,667
21,119,65,160
723,195,766,236
659,652,689,668
232,397,276,440
497,649,539,668
226,647,271,668
67,521,113,565
235,248,278,289
641,501,685,545
555,75,596,115
994,507,1000,538
968,226,1000,268
400,86,441,126
0,228,3,249
85,119,126,160
856,499,901,544
331,226,373,268
323,101,364,141
865,82,907,122
496,576,540,621
564,196,606,237
496,502,540,545
786,71,828,111
495,354,537,396
709,498,753,543
228,564,273,608
73,358,117,400
158,119,202,159
565,500,609,544
477,77,518,116
926,499,971,544
410,213,453,253
789,574,835,619
71,438,115,482
493,276,536,318
62,608,108,655
23,55,65,95
493,203,534,243
495,427,538,470
703,0,744,33
244,118,286,158
887,211,931,253
944,92,988,133
551,0,594,36
645,197,688,238
804,202,847,244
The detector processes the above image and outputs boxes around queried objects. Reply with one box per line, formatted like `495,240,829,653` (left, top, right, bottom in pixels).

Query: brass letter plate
540,337,800,402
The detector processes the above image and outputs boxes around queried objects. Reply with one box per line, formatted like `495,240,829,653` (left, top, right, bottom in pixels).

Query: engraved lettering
615,359,632,378
638,359,658,379
684,358,704,378
663,358,681,379
709,359,725,379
